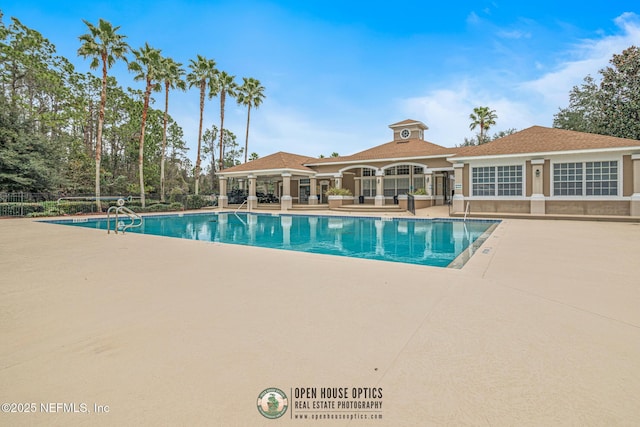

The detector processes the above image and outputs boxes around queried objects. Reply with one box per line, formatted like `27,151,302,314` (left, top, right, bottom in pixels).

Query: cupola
388,119,428,142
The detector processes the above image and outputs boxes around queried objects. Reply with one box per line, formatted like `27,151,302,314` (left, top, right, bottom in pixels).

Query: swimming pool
45,213,499,268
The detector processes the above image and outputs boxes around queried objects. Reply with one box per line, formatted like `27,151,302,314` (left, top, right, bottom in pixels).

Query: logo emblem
257,388,288,419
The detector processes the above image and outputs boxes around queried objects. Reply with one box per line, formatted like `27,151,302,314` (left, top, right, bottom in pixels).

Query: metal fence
0,192,216,217
0,192,64,217
0,193,124,217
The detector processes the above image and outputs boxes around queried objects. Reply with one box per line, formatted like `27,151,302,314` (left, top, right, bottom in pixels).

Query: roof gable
222,151,317,173
306,138,455,165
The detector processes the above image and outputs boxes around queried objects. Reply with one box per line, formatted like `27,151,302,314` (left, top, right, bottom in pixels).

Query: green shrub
325,187,353,196
169,187,186,204
27,209,61,218
56,201,101,215
185,194,210,209
146,204,170,212
410,188,427,195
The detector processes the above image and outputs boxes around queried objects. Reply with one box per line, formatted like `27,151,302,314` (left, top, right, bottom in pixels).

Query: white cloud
172,12,640,162
497,30,532,39
521,12,640,110
401,84,535,147
466,12,480,25
247,102,358,158
401,12,640,147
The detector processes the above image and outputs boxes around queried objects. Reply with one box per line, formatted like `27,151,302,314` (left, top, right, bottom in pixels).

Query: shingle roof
453,126,640,158
221,151,317,173
389,119,427,129
306,138,455,165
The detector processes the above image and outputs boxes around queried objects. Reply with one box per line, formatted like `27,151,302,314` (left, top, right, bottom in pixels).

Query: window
553,162,582,196
396,178,410,195
362,178,374,197
472,166,523,196
362,168,375,177
396,165,410,175
382,165,414,196
384,166,410,176
553,161,617,196
413,176,425,191
383,178,396,196
586,161,617,195
497,166,523,196
472,167,495,196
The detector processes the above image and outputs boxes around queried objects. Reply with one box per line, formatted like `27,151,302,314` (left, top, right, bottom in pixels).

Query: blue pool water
45,213,499,268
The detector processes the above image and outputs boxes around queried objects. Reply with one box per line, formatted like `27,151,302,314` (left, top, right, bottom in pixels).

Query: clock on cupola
389,119,429,142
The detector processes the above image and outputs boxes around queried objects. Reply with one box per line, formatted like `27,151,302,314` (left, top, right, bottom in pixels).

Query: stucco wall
342,173,356,194
544,160,551,197
463,164,470,197
623,155,633,197
546,200,630,216
525,161,533,197
469,200,530,213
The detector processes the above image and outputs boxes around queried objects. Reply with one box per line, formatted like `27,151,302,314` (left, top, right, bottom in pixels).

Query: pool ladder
107,205,143,234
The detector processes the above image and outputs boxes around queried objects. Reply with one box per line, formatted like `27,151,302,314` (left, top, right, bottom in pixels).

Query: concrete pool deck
1,208,639,426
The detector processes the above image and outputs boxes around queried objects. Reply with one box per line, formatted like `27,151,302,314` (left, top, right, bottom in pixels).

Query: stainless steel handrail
234,199,248,226
107,202,143,234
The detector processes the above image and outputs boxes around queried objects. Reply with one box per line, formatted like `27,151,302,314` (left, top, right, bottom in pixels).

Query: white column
375,169,385,206
247,174,257,210
531,159,546,215
309,177,318,205
218,176,228,208
334,173,342,189
425,172,433,196
281,173,292,211
452,163,465,213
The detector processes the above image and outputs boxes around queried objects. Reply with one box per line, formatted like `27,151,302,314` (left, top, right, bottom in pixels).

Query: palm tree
129,43,162,208
77,19,129,211
186,55,217,194
237,77,265,163
158,56,186,201
210,71,237,172
469,106,497,144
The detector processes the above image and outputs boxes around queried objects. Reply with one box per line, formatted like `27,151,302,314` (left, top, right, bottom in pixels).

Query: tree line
0,12,265,209
2,8,639,203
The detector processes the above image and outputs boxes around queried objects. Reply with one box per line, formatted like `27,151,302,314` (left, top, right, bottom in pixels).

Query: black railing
407,194,416,215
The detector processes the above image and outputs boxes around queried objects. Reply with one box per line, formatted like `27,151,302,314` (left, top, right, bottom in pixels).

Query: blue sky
3,1,640,161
